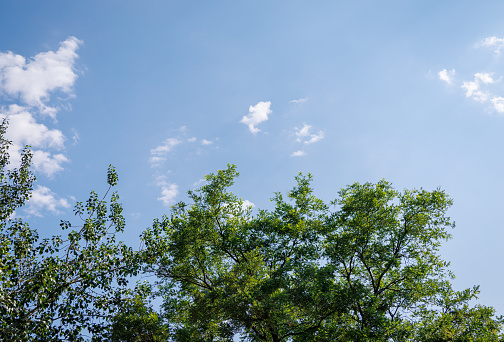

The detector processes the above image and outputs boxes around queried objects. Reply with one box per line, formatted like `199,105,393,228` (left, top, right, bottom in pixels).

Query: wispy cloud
491,97,504,113
25,185,71,216
478,36,504,55
290,123,324,157
71,128,80,145
295,123,311,141
151,137,181,154
156,175,179,206
438,69,455,84
294,123,325,144
150,127,218,168
461,81,489,102
240,101,272,134
438,37,504,115
150,137,181,167
460,72,499,107
289,97,308,104
291,150,306,157
0,36,82,117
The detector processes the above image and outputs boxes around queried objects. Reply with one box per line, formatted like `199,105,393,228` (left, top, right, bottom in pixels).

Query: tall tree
143,165,503,342
0,120,141,341
105,287,169,342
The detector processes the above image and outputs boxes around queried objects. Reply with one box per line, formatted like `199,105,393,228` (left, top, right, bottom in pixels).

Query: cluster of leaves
105,283,169,342
142,165,504,341
0,120,142,341
0,117,503,341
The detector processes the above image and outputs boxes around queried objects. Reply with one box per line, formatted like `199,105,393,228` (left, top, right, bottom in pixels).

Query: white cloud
294,123,325,145
289,97,308,104
295,123,312,141
31,150,68,177
0,105,68,176
461,73,498,103
491,97,504,113
1,105,64,148
291,150,306,157
150,130,217,168
478,36,504,55
150,137,181,167
305,131,324,144
461,81,479,97
0,37,83,177
475,72,495,84
156,176,178,206
240,101,272,134
151,137,181,155
25,185,71,216
439,38,504,115
0,36,82,117
158,184,178,206
149,156,166,167
438,69,455,84
242,199,254,210
461,80,489,102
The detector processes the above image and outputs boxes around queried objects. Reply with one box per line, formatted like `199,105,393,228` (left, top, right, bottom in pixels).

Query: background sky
1,1,504,314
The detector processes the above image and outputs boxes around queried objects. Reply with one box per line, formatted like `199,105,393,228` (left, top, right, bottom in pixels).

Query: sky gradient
1,1,504,314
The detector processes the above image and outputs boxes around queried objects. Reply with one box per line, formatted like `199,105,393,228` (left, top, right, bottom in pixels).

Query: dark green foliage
105,285,169,342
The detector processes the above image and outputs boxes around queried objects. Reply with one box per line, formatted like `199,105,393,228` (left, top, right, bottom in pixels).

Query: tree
413,286,504,341
0,114,501,341
142,165,504,341
0,120,141,341
105,284,169,342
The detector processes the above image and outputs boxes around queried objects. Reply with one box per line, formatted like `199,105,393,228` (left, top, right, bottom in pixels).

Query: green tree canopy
0,120,141,341
142,164,504,341
0,118,501,341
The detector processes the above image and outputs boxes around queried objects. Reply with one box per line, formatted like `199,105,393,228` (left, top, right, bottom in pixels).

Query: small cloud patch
294,123,324,145
478,36,504,55
291,150,306,157
437,37,504,115
240,101,272,134
156,175,179,206
438,69,455,84
26,185,71,216
289,97,308,104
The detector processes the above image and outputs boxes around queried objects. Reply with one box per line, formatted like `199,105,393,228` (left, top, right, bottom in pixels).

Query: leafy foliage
105,285,169,342
143,165,504,342
0,120,141,341
0,118,501,341
414,286,504,341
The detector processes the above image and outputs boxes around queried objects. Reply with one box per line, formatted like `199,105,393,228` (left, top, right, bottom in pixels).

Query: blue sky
2,1,504,314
